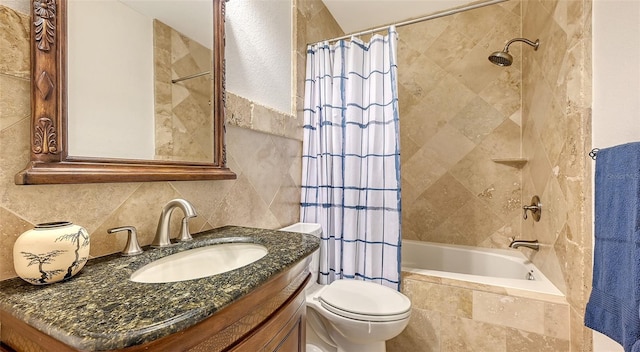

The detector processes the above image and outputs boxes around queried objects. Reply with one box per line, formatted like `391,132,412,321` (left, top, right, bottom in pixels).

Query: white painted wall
592,0,640,149
592,1,640,350
225,0,292,114
321,0,472,34
67,0,155,159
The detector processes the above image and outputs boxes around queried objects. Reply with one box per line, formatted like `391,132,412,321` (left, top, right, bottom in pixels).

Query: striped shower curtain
300,27,402,290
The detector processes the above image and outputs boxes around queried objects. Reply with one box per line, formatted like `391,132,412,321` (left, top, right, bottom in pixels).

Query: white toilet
280,223,411,352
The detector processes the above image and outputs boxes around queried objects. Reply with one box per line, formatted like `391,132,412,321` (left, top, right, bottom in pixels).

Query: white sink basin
130,243,268,283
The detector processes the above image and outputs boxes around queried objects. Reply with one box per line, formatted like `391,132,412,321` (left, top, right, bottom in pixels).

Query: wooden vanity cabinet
231,284,306,352
0,259,310,352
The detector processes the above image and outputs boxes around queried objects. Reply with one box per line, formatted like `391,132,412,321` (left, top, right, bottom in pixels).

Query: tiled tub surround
388,271,570,352
0,226,319,351
399,0,524,249
389,239,570,351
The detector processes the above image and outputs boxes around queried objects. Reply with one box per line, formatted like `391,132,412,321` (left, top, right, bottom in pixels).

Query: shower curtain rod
312,0,509,45
172,71,211,84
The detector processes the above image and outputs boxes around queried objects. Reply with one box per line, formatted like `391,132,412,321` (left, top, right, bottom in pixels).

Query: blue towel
585,142,640,352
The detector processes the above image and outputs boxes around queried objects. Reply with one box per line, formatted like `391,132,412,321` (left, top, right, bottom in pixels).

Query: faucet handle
522,195,542,221
176,217,195,242
108,226,143,256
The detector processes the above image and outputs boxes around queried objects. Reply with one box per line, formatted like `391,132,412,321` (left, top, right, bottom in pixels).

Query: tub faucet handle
108,226,143,256
522,195,542,221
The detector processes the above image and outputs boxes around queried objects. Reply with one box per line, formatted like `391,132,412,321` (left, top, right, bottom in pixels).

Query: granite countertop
0,226,319,351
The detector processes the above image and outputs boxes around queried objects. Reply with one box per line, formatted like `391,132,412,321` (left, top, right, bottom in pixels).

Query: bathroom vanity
0,226,319,351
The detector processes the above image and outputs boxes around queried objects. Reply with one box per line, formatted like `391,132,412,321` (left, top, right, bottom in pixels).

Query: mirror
16,0,235,184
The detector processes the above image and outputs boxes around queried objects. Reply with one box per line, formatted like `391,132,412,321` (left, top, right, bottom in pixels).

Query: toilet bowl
280,223,411,352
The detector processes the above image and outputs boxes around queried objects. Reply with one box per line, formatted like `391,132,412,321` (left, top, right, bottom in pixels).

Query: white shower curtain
300,27,402,290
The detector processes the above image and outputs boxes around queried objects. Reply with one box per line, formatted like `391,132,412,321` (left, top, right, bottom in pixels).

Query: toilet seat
318,280,411,322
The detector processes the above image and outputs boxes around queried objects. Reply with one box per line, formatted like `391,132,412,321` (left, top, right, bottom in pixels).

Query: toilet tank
279,223,322,237
279,223,322,284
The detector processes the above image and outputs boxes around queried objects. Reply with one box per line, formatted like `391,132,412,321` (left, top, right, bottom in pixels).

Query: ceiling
117,0,478,50
321,0,475,34
120,0,213,48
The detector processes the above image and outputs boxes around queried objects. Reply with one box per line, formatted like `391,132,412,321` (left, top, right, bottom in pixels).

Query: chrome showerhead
488,38,540,67
488,50,514,66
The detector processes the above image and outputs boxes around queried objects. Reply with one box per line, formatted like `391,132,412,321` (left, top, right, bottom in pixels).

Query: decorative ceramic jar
13,221,90,285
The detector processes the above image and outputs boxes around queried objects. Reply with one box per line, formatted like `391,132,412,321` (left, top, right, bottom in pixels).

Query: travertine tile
545,301,570,340
537,15,568,92
424,27,476,71
303,6,342,45
0,206,32,280
90,183,179,258
169,178,236,226
439,198,506,246
398,16,451,56
403,193,452,240
538,97,568,166
400,104,444,149
208,174,279,229
570,306,591,352
252,104,286,137
540,175,569,244
450,2,509,44
226,93,253,129
398,53,447,101
449,145,521,221
269,174,301,227
450,97,507,145
419,173,474,223
473,291,545,334
424,124,476,169
403,278,473,319
282,114,303,141
446,42,506,95
441,315,507,352
479,68,522,119
479,214,521,250
401,145,448,196
0,75,29,130
0,5,29,78
505,328,570,352
387,307,440,352
420,73,476,121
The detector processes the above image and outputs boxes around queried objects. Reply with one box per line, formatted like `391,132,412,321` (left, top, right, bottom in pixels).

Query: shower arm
503,38,540,52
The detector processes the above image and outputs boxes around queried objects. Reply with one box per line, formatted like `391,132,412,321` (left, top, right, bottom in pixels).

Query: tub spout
509,239,539,251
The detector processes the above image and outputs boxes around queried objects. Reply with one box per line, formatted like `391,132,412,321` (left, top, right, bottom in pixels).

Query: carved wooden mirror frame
15,0,236,184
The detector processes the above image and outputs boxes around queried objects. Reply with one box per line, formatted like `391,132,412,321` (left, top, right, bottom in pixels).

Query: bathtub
401,239,563,296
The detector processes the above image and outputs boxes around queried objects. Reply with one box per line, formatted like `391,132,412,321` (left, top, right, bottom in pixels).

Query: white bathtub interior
401,239,563,296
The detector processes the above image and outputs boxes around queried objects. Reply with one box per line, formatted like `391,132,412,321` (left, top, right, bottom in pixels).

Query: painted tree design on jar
56,229,90,280
19,250,67,284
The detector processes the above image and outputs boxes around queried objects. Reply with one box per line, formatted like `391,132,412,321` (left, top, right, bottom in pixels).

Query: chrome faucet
151,199,197,247
509,238,539,251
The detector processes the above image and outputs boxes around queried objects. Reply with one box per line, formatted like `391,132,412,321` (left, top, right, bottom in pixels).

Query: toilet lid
318,280,411,322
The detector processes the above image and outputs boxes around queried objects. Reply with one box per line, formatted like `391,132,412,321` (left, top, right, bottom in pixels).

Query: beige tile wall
521,1,593,351
0,4,302,282
153,19,214,162
399,1,524,249
293,0,344,123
